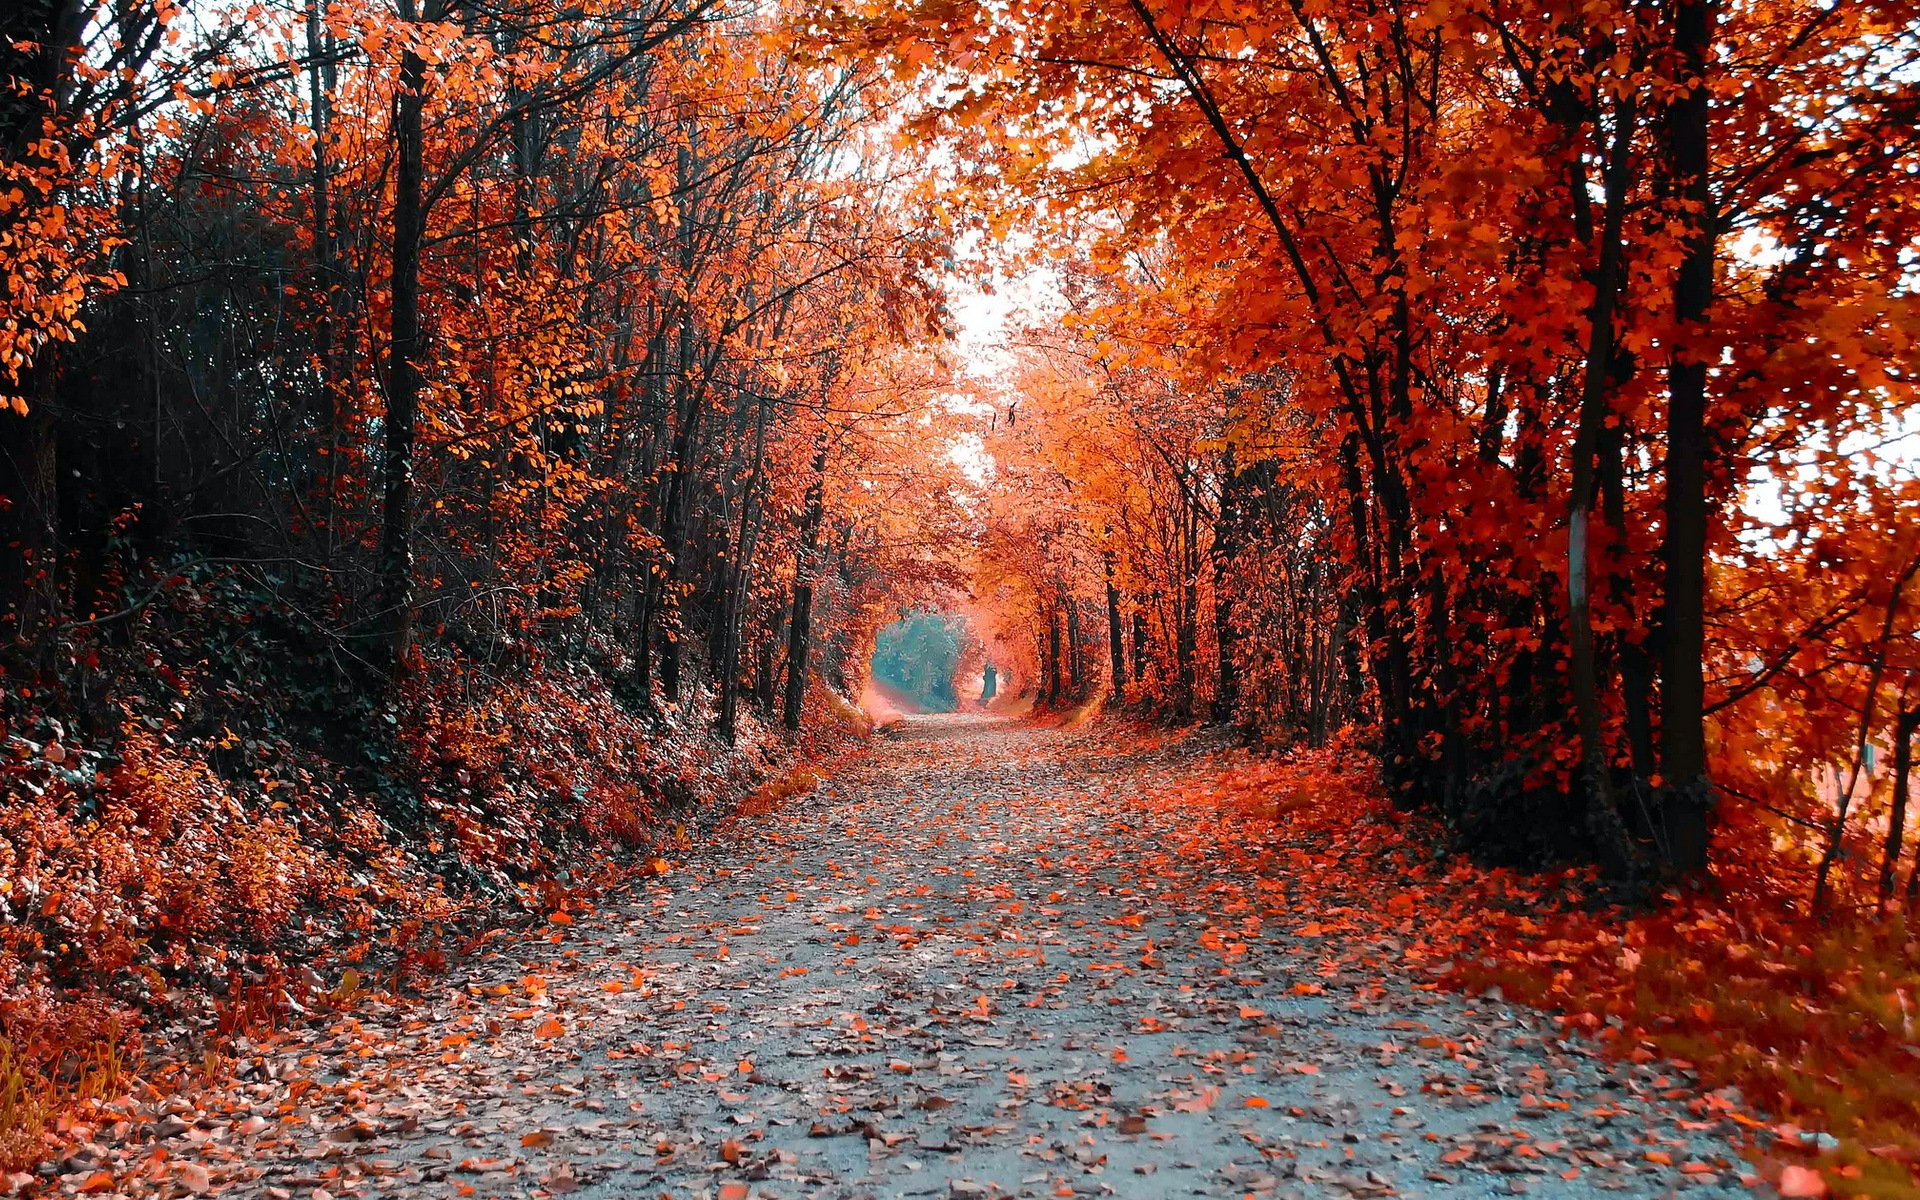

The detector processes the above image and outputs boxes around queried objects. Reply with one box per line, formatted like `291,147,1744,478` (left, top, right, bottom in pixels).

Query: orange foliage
814,0,1920,890
4,0,1918,1190
1154,740,1920,1197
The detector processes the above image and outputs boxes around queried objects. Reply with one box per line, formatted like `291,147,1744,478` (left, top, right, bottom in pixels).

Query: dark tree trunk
1104,553,1125,702
1881,704,1918,909
755,599,784,712
1052,602,1067,706
305,0,345,555
376,0,435,676
781,431,831,731
1,1,85,665
1212,450,1244,725
1130,608,1146,685
1035,628,1049,700
658,339,697,701
1567,86,1637,871
1065,596,1082,696
629,320,670,705
716,397,769,744
0,374,57,662
1174,500,1199,721
658,145,706,707
1658,0,1718,872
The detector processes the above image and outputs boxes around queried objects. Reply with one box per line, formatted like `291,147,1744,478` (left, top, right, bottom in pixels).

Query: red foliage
1154,738,1920,1199
0,637,824,1173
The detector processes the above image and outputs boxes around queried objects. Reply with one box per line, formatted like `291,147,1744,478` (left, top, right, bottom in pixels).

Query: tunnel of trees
869,612,968,713
0,2,1916,1174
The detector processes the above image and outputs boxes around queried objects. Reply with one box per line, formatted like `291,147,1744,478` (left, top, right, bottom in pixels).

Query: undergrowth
0,575,831,1176
1184,735,1920,1200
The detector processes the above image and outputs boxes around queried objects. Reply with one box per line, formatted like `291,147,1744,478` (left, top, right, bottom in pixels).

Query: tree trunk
658,144,705,706
716,396,769,744
781,430,831,731
1880,703,1918,909
755,599,783,712
629,319,670,706
1035,627,1049,700
1065,595,1082,697
1813,553,1917,911
0,374,57,663
1212,450,1244,725
376,0,434,676
306,0,342,556
1104,553,1125,702
1175,499,1199,721
1568,87,1637,871
1130,608,1146,685
1658,0,1718,872
1,1,85,666
1046,605,1063,706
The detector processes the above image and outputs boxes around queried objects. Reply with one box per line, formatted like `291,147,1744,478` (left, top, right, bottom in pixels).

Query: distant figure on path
981,664,998,702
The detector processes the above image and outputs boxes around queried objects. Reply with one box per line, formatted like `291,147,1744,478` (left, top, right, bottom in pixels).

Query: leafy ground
17,714,1789,1200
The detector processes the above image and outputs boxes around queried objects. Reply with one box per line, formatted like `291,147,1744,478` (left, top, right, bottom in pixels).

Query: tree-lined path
107,719,1751,1200
5,0,1916,1194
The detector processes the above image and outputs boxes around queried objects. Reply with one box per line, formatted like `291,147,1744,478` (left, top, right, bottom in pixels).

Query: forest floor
40,715,1768,1200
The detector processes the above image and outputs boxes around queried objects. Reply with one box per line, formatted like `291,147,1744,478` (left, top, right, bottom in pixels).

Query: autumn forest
2,0,1918,1196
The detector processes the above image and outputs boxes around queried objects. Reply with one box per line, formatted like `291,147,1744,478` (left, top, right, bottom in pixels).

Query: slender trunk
0,370,56,664
1104,552,1125,702
1814,554,1918,910
1130,609,1146,685
1046,605,1063,706
657,346,698,702
756,594,785,713
1212,450,1243,725
1606,420,1659,782
1175,499,1199,721
1568,89,1637,869
1658,0,1718,871
1034,628,1048,700
629,320,669,705
1,3,84,664
781,430,831,731
377,1,432,675
717,396,769,744
1880,702,1918,909
754,624,778,712
659,145,703,706
1065,595,1083,696
1338,431,1398,762
306,0,340,550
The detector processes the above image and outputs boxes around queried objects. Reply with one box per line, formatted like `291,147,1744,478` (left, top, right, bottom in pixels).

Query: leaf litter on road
33,716,1771,1200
